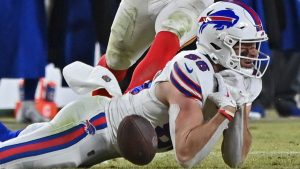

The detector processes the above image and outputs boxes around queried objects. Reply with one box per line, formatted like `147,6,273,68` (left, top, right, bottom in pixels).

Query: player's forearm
175,113,229,167
242,105,252,159
221,105,252,168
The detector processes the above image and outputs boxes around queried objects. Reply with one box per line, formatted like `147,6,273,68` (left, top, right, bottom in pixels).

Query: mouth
242,60,253,68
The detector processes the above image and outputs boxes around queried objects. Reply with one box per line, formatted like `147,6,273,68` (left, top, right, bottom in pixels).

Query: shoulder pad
169,53,214,101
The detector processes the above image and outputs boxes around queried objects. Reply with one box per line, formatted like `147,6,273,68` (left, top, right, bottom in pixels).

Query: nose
248,48,258,58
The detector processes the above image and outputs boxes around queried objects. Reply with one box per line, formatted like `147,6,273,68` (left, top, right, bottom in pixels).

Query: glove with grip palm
219,70,262,106
208,73,237,109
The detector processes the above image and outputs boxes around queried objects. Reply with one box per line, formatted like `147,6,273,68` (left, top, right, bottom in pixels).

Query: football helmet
196,1,269,78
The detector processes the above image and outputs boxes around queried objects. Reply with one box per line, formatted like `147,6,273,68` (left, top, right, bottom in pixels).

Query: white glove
219,70,262,105
208,73,236,109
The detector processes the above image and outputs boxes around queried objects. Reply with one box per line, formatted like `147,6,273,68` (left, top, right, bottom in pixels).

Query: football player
93,0,214,95
0,1,269,168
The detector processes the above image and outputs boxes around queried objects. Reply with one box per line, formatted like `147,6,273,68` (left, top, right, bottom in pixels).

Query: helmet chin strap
238,68,256,77
228,61,261,78
244,67,257,74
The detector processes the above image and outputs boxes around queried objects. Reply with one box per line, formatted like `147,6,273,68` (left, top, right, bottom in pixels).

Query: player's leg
16,78,49,123
125,30,180,92
93,0,156,96
92,0,122,95
155,0,214,47
0,122,22,142
0,122,64,168
125,0,214,92
53,96,121,166
0,96,119,168
98,0,156,80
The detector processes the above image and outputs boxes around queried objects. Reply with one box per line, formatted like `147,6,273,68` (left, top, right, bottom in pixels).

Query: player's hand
218,70,249,105
208,73,237,112
219,70,261,105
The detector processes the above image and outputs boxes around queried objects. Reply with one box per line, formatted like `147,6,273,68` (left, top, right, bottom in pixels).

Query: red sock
125,31,180,92
97,54,128,81
92,54,128,96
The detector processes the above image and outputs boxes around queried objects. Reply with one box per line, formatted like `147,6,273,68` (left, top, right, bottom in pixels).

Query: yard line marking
203,151,300,157
155,151,300,158
249,151,300,155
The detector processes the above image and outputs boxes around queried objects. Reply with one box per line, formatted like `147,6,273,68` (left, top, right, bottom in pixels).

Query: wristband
218,108,234,121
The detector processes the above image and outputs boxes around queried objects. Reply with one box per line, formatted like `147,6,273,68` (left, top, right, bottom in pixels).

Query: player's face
233,43,258,69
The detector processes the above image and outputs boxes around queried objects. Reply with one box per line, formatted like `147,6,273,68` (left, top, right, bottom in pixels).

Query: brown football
117,115,158,165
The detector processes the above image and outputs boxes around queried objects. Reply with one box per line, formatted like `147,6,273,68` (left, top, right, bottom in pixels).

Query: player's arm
221,103,252,168
156,74,236,168
219,70,262,167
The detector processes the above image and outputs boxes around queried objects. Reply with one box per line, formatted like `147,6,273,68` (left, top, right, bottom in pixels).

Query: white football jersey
107,49,217,151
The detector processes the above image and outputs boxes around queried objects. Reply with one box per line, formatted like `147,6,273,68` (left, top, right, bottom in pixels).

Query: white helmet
196,1,270,78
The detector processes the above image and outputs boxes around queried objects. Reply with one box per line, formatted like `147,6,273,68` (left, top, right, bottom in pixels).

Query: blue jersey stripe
170,72,202,101
173,62,203,99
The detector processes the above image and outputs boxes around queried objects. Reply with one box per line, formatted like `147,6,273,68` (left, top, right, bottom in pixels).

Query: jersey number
184,54,209,71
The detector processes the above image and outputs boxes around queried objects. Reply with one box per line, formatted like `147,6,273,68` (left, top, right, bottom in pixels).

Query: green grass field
2,110,300,169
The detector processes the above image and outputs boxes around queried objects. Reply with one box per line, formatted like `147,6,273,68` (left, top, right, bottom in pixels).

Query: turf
91,117,300,169
2,110,300,169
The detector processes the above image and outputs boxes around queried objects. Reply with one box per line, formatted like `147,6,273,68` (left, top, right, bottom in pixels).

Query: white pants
106,0,214,69
0,96,120,168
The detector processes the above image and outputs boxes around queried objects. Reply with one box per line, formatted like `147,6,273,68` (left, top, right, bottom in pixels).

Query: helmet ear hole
210,43,221,50
224,36,237,47
227,60,239,69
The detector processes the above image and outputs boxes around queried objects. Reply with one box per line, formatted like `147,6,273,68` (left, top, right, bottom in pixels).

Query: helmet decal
199,9,239,33
229,0,263,31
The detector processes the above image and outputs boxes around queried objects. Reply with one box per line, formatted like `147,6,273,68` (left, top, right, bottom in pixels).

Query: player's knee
106,9,138,70
106,34,136,70
106,42,132,70
105,51,133,70
156,11,193,40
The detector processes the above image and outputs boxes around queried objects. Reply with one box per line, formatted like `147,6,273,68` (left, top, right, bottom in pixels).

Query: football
117,115,158,165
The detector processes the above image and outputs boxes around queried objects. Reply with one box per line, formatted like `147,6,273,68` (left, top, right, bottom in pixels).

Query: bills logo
83,120,96,135
199,9,239,33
